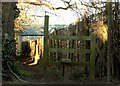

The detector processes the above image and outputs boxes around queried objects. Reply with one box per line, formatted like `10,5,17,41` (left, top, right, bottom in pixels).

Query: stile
46,14,96,80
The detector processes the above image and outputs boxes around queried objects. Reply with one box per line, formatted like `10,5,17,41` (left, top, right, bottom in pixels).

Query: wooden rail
49,48,91,53
43,15,96,80
49,35,91,40
48,61,90,66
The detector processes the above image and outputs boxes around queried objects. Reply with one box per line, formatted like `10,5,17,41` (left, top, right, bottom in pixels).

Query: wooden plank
49,35,91,41
49,48,91,53
48,61,90,66
90,34,96,79
21,35,44,36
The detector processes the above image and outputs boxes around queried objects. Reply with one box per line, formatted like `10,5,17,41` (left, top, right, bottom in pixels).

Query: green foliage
12,61,21,75
2,34,16,70
47,65,63,79
69,66,84,80
18,70,35,76
12,61,35,76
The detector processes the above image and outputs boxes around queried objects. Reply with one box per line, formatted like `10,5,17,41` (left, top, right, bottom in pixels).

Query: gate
43,15,96,79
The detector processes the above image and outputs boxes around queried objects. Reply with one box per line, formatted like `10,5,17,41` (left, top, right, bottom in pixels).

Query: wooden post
90,34,96,79
83,11,90,77
84,13,90,53
75,17,80,61
62,58,71,80
67,39,69,59
43,15,49,76
107,1,112,82
55,29,58,61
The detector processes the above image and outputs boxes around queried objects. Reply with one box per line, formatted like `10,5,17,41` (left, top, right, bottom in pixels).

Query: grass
18,69,35,76
13,61,35,76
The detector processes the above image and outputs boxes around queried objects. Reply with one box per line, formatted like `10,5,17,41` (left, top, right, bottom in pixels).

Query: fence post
54,29,59,61
75,17,80,61
43,15,49,76
90,34,96,79
83,12,90,77
107,1,112,82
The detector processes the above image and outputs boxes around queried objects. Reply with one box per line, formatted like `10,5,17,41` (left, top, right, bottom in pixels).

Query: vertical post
107,1,112,82
90,34,96,79
67,40,69,59
55,29,58,61
84,12,90,52
43,15,49,76
83,11,90,77
75,17,80,61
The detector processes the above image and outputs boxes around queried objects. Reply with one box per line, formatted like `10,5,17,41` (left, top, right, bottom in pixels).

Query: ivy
2,33,16,70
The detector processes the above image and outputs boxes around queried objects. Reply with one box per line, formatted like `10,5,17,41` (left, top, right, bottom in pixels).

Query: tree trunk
2,2,16,56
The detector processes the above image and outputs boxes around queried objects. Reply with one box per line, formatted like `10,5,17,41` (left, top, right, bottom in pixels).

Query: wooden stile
43,15,49,76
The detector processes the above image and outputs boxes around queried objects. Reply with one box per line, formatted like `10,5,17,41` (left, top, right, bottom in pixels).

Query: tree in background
15,0,105,31
2,2,19,80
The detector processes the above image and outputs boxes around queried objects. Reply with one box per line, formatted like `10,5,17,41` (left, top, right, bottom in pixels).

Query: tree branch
55,5,73,10
25,1,74,10
79,0,103,10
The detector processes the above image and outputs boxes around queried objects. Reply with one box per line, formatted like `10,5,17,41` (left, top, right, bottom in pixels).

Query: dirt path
2,59,120,85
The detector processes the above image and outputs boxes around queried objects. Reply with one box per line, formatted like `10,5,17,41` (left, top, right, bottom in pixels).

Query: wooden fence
43,15,96,79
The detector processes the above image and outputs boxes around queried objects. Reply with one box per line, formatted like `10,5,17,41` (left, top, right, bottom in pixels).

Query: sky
49,9,77,25
27,0,84,25
29,8,77,25
22,0,107,25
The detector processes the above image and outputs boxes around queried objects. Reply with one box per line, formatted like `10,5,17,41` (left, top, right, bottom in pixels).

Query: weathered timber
107,1,112,82
43,15,49,76
75,17,80,61
49,48,91,53
62,58,72,64
62,58,72,80
54,29,59,61
82,12,90,77
90,34,96,79
49,35,91,40
48,61,90,66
